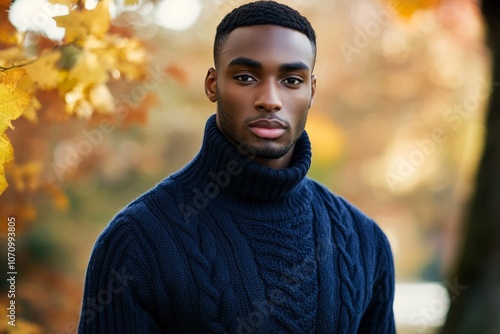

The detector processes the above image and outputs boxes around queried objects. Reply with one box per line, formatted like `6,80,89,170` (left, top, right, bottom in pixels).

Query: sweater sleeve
357,229,396,334
78,218,163,333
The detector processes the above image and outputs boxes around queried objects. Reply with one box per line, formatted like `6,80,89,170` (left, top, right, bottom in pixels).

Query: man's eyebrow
228,57,262,69
280,62,310,72
227,58,310,72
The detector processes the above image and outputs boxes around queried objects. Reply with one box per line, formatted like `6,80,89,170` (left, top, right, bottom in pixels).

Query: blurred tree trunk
441,1,500,333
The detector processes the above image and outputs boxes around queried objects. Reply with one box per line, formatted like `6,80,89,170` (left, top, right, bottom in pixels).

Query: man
78,1,395,333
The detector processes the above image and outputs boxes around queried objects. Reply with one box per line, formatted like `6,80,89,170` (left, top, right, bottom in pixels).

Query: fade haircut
214,1,317,68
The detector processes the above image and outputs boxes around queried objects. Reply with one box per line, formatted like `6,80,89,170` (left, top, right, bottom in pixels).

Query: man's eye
235,75,255,82
283,78,303,85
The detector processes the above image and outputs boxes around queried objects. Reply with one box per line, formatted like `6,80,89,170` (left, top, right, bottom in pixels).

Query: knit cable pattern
336,217,360,331
150,191,236,333
322,195,362,332
237,213,319,334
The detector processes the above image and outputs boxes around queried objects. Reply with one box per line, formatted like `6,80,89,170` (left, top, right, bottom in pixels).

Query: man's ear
309,74,317,108
205,68,218,103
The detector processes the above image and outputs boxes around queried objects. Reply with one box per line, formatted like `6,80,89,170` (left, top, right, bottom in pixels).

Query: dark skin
205,25,317,169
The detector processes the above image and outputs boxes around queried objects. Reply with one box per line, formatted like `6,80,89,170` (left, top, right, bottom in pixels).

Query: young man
78,1,395,333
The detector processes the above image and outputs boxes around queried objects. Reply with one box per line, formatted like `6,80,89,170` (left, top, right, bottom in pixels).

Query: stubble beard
217,101,308,160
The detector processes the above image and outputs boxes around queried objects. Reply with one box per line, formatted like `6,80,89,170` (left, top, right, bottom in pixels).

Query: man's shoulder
305,178,365,217
101,177,188,238
305,178,387,241
86,177,193,277
305,178,393,272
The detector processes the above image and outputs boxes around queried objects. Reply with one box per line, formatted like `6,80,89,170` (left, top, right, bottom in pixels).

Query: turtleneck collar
168,115,313,219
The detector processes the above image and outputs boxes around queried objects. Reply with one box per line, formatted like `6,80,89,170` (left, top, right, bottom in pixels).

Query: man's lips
248,119,287,139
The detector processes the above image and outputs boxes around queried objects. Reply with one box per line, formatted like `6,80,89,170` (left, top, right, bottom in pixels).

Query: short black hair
214,1,317,68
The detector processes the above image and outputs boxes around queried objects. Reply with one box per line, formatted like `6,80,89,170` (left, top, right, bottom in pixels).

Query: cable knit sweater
78,115,395,334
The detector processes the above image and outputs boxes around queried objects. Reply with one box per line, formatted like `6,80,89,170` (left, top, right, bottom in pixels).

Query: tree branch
0,59,39,72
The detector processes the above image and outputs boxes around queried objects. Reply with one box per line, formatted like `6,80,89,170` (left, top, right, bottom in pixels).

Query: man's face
205,25,316,167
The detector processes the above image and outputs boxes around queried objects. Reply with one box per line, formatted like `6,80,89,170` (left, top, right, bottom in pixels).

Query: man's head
205,1,317,168
213,1,317,69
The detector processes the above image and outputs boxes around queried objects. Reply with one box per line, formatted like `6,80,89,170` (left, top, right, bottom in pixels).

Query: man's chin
251,144,293,160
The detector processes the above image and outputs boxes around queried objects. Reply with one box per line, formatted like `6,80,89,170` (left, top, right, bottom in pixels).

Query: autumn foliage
0,0,158,225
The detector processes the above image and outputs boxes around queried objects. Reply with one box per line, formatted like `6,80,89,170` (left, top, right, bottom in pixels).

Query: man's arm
78,219,163,333
357,231,396,333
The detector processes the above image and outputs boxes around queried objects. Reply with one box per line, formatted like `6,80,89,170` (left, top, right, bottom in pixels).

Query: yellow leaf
105,36,147,81
124,0,140,5
9,161,42,192
24,51,62,89
0,46,24,62
0,68,32,132
0,133,13,166
0,46,25,67
75,99,94,118
0,134,13,193
23,96,42,122
54,0,111,43
48,0,78,6
0,167,7,194
89,84,114,113
69,50,108,86
0,68,33,194
305,112,345,166
61,47,111,117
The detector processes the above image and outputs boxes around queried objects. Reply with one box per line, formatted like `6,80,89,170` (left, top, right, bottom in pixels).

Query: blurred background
0,0,498,333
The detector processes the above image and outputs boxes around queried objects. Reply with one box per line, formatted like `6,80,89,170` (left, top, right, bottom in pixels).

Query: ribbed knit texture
78,115,396,333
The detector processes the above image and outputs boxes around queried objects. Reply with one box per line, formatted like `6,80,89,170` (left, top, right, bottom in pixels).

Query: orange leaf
164,64,188,86
0,0,19,47
385,0,441,18
44,183,69,210
120,93,159,129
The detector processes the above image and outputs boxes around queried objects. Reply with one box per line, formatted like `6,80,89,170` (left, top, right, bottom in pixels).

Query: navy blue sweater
78,115,395,333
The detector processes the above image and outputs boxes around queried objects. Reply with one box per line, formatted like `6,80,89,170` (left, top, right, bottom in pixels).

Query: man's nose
254,80,282,112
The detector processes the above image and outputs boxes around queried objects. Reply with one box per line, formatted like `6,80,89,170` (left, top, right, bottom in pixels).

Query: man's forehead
220,25,315,67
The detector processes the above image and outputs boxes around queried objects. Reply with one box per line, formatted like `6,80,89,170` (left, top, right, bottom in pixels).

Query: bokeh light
154,0,202,31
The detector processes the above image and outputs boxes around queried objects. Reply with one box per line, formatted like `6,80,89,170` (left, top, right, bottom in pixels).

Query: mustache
245,114,290,127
